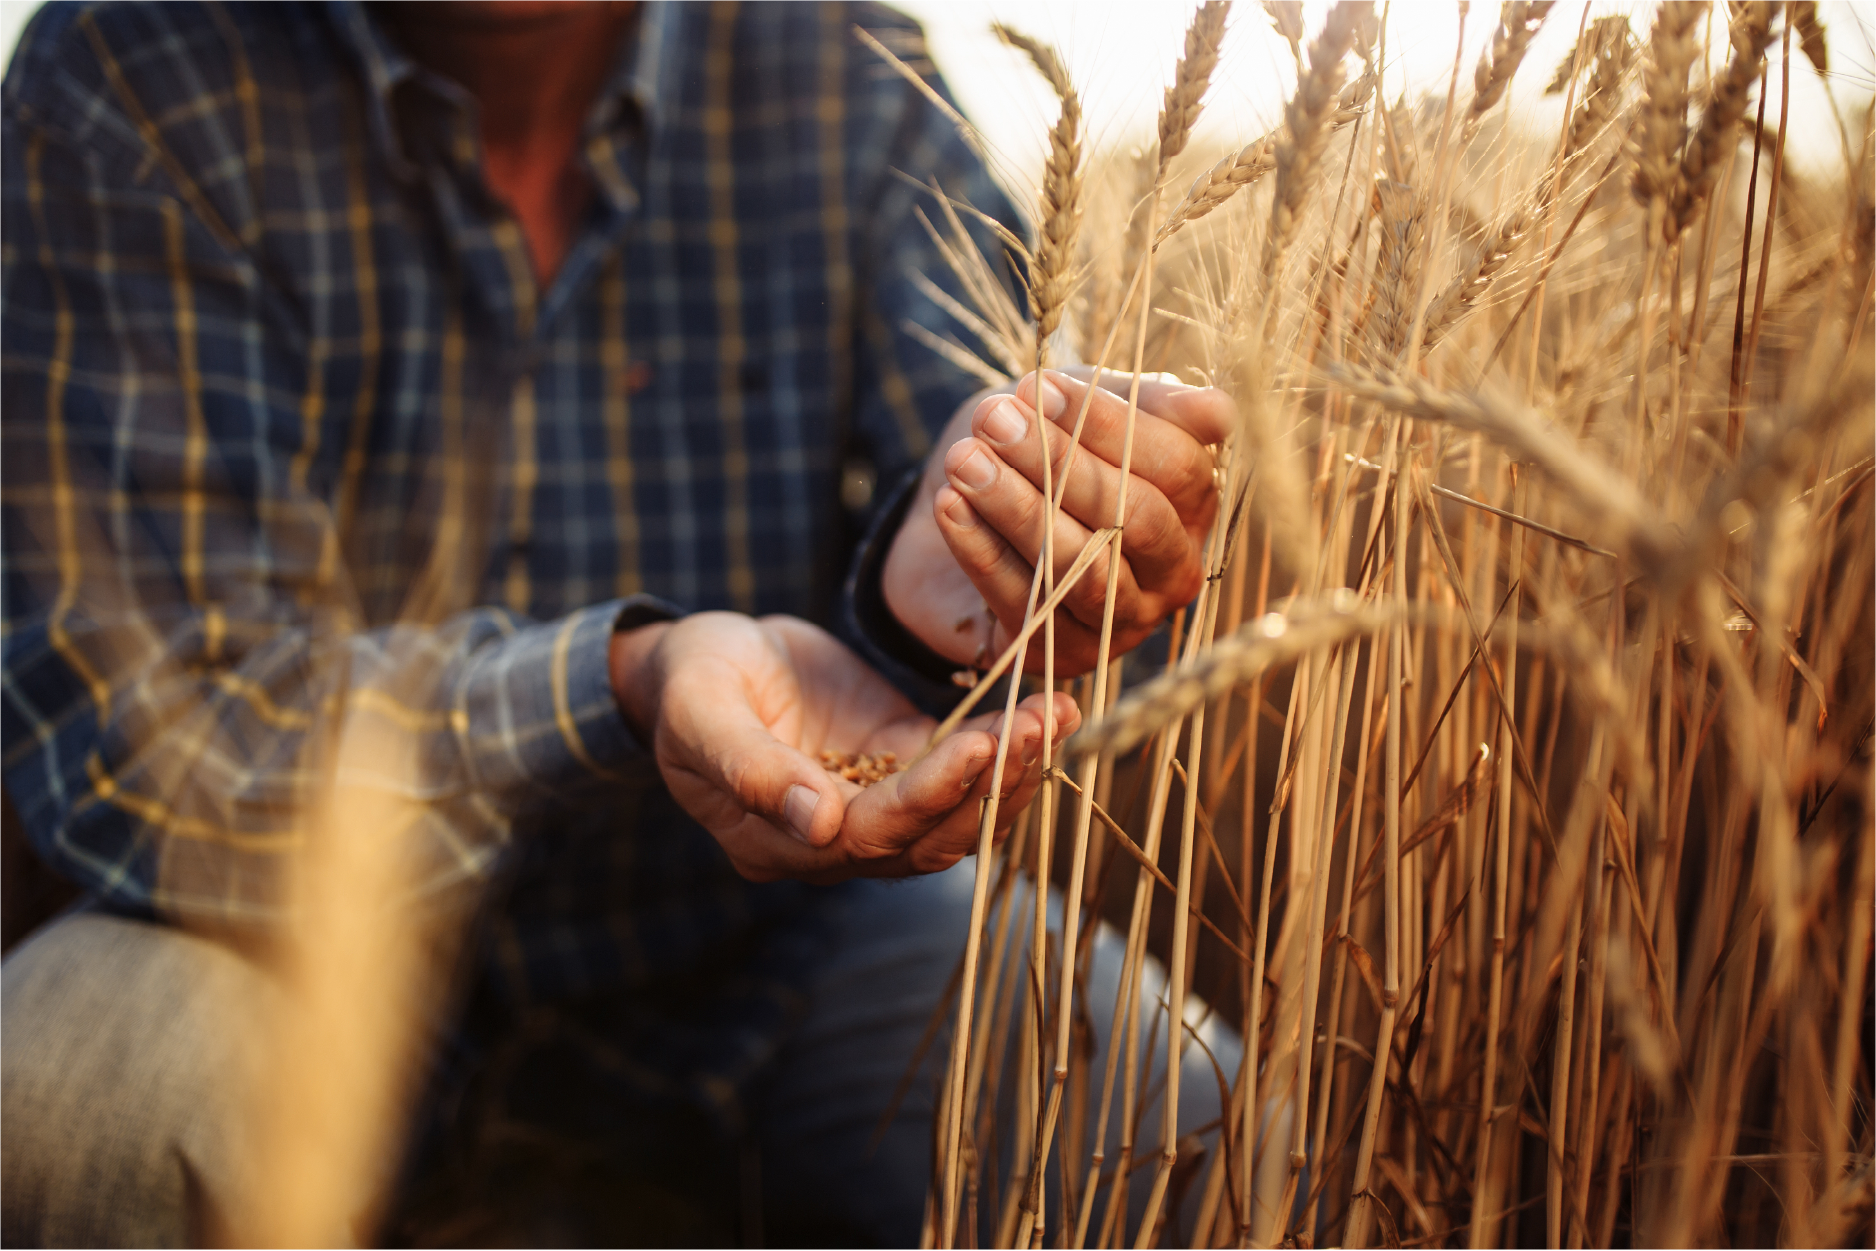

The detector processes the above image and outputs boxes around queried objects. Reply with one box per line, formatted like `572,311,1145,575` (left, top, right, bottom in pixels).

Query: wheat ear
1263,1,1368,278
1159,1,1232,177
1630,0,1707,242
1420,201,1533,350
1158,69,1374,246
1068,597,1395,760
1368,179,1428,362
1264,0,1304,70
1790,0,1828,73
1668,1,1776,240
1465,2,1556,139
1561,17,1636,159
993,26,1083,349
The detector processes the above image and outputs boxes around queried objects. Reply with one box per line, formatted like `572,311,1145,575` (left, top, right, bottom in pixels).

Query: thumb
675,705,846,848
736,732,844,848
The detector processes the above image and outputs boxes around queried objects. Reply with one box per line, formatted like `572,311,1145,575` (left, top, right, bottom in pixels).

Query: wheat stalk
905,10,1872,1248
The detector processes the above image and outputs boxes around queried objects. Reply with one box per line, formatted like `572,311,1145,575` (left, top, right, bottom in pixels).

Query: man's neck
382,2,639,285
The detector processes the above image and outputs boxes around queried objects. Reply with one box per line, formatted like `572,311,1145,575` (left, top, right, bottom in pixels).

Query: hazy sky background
0,2,1867,194
894,1,1871,194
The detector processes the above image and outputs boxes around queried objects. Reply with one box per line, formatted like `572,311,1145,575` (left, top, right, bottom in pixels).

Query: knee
2,912,275,1248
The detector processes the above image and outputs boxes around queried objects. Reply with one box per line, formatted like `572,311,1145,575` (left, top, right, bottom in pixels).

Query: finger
953,689,1083,749
1058,368,1237,446
941,437,1151,638
839,727,997,863
899,692,1081,874
967,392,1201,597
841,698,1049,878
932,483,1108,671
659,666,848,849
1008,371,1225,523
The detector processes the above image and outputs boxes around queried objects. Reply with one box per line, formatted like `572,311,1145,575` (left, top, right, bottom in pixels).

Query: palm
643,611,1074,883
756,617,934,763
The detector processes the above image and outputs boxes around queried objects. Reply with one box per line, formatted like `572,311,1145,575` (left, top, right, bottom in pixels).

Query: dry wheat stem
1343,418,1411,1250
996,27,1084,1242
1132,443,1240,1245
1085,265,1172,1250
1303,629,1381,1242
939,506,1065,1246
1022,8,1216,1215
903,5,1871,1243
1240,620,1310,1247
1038,253,1164,1247
1290,630,1361,1176
1739,20,1793,415
1285,449,1380,1223
1072,35,1216,1227
1467,471,1522,1249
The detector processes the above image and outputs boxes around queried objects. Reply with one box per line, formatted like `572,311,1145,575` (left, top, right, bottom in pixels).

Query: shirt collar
594,2,671,136
321,1,668,183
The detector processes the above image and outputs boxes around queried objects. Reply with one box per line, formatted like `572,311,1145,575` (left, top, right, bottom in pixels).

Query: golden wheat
905,5,1874,1248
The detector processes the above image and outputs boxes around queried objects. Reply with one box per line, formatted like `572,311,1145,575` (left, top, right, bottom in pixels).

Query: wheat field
892,2,1875,1246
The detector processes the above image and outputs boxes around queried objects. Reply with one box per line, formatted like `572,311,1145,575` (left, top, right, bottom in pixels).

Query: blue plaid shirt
2,0,1012,1118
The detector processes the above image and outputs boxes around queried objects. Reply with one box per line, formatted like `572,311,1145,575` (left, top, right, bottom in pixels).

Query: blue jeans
2,862,1239,1246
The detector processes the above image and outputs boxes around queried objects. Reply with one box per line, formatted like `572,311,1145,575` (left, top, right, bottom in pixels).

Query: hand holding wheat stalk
872,4,1871,1246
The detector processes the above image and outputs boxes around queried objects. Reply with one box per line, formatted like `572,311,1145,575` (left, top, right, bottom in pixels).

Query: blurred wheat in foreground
899,2,1874,1246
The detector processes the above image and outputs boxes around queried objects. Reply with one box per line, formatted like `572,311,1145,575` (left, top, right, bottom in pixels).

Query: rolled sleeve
454,595,685,800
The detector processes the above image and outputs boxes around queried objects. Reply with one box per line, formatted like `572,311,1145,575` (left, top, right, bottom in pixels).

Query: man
1,2,1233,1242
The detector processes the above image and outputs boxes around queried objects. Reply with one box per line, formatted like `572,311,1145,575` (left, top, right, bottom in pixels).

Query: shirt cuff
453,594,686,803
840,466,972,718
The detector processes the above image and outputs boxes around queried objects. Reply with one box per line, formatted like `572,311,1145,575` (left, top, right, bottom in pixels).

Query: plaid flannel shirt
2,0,1012,1110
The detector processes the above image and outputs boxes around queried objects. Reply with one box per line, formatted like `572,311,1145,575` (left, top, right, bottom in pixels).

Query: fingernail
945,495,980,529
1038,373,1067,421
961,760,988,791
981,398,1026,446
784,785,821,845
1020,734,1041,766
954,448,996,491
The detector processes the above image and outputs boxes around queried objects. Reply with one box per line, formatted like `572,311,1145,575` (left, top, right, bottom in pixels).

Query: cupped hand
882,368,1234,675
610,612,1078,883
